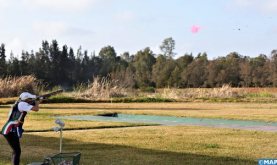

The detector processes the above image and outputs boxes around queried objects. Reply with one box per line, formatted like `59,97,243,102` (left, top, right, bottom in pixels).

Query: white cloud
32,22,69,37
114,12,136,22
22,0,100,12
232,0,254,7
0,0,10,5
6,37,23,57
261,0,277,13
0,0,13,8
32,21,93,37
231,0,277,13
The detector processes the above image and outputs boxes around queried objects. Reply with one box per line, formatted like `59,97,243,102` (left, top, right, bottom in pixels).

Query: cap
20,92,36,101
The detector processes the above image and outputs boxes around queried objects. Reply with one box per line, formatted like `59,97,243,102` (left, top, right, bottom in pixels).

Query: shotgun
29,89,64,105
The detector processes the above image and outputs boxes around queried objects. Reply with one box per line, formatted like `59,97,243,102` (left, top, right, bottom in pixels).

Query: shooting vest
2,102,27,136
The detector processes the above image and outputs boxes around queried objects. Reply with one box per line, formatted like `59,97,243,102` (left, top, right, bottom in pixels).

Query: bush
140,87,156,93
246,91,274,98
42,95,91,103
112,97,172,103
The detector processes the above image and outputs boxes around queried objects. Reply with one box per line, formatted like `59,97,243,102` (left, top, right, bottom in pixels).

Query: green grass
246,91,274,98
0,126,273,165
0,102,276,164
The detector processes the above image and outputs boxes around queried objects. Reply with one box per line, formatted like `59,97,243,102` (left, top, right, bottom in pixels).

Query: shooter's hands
36,99,43,104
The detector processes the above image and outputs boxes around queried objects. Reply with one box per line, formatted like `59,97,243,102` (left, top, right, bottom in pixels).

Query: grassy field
0,102,277,164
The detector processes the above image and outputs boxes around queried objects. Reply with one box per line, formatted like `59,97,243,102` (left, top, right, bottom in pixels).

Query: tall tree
120,52,131,62
168,66,182,88
219,52,241,87
59,45,70,85
68,47,76,83
133,47,156,88
7,51,20,76
182,53,208,87
49,40,62,84
0,43,7,76
152,55,167,87
99,45,117,76
206,60,220,87
251,54,268,87
35,41,52,82
159,37,176,59
20,50,31,75
80,50,91,82
176,53,194,70
239,58,252,87
269,50,277,87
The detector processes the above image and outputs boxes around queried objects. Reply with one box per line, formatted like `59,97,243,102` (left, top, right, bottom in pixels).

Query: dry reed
161,84,240,99
0,75,45,98
78,75,127,99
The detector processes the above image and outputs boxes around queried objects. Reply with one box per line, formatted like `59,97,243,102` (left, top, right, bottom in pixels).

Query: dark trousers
4,132,21,165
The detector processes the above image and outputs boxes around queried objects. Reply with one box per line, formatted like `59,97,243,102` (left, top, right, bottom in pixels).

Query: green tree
168,66,182,88
20,50,31,75
159,37,176,59
68,47,76,83
80,50,91,82
49,40,63,84
269,50,277,87
251,54,268,87
215,52,241,87
7,51,20,76
176,53,194,71
239,58,252,87
206,60,220,87
133,47,156,88
0,43,7,76
60,45,71,85
99,45,118,76
152,55,167,87
182,53,208,87
89,54,102,79
35,41,52,82
158,59,177,88
120,52,131,62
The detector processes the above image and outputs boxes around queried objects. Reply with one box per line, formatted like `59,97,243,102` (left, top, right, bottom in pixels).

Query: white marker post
53,119,65,153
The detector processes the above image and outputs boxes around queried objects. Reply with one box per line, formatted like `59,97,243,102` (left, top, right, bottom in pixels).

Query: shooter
1,90,63,165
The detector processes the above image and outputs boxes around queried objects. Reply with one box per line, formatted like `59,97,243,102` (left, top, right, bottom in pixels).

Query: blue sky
0,0,276,59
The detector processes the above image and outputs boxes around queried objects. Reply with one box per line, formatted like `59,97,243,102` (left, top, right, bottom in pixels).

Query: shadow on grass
0,134,256,165
38,106,217,111
0,105,11,109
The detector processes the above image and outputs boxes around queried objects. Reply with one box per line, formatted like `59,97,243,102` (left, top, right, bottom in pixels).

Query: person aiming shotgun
1,90,63,165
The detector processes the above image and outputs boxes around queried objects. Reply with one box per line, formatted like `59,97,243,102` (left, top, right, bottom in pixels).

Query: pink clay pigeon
191,25,202,33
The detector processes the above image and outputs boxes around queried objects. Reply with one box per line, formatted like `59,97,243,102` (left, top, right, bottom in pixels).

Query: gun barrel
30,89,63,105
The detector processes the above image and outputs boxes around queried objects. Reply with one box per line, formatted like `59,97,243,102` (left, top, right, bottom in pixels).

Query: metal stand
59,127,63,153
29,118,82,165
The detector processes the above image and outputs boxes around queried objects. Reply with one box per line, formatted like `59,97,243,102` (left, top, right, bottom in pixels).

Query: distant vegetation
2,75,277,104
0,38,277,90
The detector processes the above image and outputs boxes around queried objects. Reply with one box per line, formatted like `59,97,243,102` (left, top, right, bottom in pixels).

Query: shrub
140,87,156,93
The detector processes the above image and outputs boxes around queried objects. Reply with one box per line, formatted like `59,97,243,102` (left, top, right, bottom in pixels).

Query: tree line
0,38,277,88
